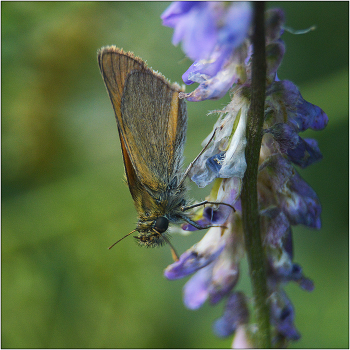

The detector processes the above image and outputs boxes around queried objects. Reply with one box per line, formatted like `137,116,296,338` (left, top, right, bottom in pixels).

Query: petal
164,226,225,279
265,123,300,153
286,137,323,168
209,218,244,304
218,2,252,48
281,171,322,228
265,123,323,168
261,208,290,248
212,292,249,337
209,251,240,305
181,4,219,61
190,92,249,186
270,290,300,341
183,264,213,309
161,2,196,27
181,59,240,101
162,2,221,61
267,249,315,292
267,80,328,132
259,154,294,193
182,46,231,84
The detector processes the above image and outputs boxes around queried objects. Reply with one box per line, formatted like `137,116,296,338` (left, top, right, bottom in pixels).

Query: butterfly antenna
108,229,138,250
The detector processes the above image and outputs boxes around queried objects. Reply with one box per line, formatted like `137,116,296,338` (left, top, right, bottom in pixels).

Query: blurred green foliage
2,2,348,348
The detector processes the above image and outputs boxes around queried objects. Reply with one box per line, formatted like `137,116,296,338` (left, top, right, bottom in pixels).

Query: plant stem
241,2,271,348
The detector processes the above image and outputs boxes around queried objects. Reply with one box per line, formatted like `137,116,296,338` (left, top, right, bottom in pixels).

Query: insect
97,47,234,258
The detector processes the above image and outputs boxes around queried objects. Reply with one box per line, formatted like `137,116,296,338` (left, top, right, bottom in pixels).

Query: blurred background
2,2,348,348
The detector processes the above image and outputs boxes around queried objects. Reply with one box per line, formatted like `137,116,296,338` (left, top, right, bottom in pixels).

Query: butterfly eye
154,217,169,233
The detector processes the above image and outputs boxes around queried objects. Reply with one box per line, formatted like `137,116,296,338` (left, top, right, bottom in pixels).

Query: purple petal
209,261,239,305
181,203,231,231
265,123,300,153
182,187,236,231
277,305,301,340
218,2,252,48
259,154,294,192
266,80,328,132
162,2,220,61
266,124,323,167
183,264,213,309
182,46,232,85
270,290,300,341
161,2,199,27
261,208,290,248
283,227,294,260
213,292,249,337
282,172,322,228
294,96,329,132
181,60,239,101
298,276,315,292
269,256,315,292
208,217,244,304
164,245,223,280
286,137,323,168
164,226,226,279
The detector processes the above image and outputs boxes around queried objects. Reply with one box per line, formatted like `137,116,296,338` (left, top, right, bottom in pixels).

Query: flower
165,212,244,310
161,2,223,62
162,2,252,63
162,1,253,101
162,2,328,346
189,89,249,188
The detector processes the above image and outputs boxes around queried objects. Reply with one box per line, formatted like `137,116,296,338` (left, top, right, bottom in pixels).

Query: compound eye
154,217,169,234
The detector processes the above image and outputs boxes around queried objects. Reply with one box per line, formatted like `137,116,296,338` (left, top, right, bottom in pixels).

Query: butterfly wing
98,46,146,124
98,46,187,215
120,70,187,192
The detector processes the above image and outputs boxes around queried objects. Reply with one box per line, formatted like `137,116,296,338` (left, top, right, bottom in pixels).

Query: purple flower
161,2,221,62
165,213,244,309
266,80,329,132
161,3,327,345
259,155,322,229
163,1,253,101
164,226,226,280
162,2,252,63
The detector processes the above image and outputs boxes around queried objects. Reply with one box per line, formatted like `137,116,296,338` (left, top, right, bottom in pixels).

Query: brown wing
98,46,147,125
120,70,187,193
118,127,160,216
98,46,187,212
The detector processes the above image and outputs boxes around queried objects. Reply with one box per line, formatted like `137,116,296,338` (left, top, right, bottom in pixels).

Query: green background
2,2,348,348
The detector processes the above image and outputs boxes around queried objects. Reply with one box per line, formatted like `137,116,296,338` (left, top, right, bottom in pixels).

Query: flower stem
241,2,271,348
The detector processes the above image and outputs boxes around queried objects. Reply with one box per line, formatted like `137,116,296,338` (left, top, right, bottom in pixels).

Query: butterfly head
134,216,170,247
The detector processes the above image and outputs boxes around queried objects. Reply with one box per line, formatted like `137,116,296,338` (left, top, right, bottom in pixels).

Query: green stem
241,2,271,348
